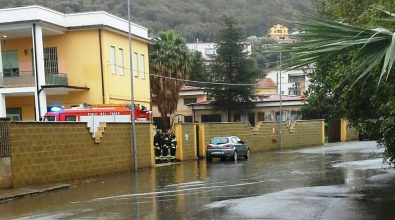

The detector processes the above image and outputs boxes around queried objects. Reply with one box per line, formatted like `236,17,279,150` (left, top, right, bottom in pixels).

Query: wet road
1,141,395,219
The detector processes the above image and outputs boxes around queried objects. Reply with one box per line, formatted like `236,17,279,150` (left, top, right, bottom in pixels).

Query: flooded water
1,141,394,219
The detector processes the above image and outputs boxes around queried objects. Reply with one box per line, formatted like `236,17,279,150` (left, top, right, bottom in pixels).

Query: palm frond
282,14,395,85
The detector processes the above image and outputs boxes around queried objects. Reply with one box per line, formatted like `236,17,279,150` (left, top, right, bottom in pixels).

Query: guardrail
0,72,68,88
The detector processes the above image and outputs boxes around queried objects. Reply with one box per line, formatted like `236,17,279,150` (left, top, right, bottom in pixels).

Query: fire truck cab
44,104,151,136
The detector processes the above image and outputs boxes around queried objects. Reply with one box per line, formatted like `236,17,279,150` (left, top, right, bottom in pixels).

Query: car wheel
233,151,238,161
244,150,250,160
207,156,212,162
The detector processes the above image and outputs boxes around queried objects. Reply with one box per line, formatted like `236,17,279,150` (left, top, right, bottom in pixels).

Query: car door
231,137,242,155
236,137,247,155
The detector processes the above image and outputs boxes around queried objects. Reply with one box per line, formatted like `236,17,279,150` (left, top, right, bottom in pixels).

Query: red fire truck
44,104,151,135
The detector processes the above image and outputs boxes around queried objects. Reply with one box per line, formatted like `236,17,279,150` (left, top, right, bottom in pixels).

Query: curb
0,184,70,203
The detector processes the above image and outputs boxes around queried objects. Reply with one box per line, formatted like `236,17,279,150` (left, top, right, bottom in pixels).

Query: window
277,30,283,33
140,54,145,79
231,137,238,143
110,46,116,74
118,48,124,75
205,48,215,55
65,115,77,121
184,116,193,123
210,137,229,144
289,76,304,83
133,52,138,77
201,114,222,123
184,97,197,105
44,47,58,74
6,108,21,121
2,51,19,77
45,116,56,121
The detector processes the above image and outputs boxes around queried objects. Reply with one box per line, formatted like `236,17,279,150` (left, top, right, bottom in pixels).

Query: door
231,137,244,155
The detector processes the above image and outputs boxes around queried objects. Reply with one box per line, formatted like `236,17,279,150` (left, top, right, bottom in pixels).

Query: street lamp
127,0,138,172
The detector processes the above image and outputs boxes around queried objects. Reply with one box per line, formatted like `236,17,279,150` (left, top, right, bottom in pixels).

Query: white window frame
140,54,145,79
118,48,124,75
110,46,116,74
132,52,138,77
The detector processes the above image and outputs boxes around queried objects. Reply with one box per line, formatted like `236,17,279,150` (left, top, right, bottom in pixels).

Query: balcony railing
0,71,68,88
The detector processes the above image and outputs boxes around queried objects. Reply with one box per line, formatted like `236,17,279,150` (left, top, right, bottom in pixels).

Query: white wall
266,69,311,96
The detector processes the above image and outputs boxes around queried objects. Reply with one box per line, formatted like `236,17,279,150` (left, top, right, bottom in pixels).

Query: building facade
266,69,310,96
267,24,289,41
186,41,252,61
0,6,151,121
189,94,304,125
256,78,277,95
152,85,304,127
152,85,208,126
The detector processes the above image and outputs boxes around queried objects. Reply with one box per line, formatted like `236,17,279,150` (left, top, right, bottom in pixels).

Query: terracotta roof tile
256,78,276,89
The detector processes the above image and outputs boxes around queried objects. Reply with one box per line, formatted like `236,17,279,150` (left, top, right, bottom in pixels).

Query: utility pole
128,0,138,172
279,45,283,150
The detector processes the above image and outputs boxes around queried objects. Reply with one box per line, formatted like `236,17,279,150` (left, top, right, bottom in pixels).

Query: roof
181,85,205,91
0,5,148,40
252,94,303,102
189,94,304,106
256,78,276,89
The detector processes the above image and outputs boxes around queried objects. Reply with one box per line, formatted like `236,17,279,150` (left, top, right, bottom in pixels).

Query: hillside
0,0,315,42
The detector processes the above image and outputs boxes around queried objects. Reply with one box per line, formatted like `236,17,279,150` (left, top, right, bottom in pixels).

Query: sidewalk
155,162,181,167
0,184,70,203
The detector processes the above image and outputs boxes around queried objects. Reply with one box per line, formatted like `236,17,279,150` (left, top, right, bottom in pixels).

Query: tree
188,51,208,85
150,31,191,129
284,2,395,162
209,17,259,122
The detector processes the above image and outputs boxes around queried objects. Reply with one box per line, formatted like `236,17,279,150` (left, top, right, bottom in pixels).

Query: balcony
0,71,68,88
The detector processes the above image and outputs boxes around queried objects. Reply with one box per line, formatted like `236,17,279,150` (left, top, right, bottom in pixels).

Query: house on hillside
0,5,151,121
267,24,290,42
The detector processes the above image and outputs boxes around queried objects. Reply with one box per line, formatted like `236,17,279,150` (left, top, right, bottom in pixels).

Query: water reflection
0,141,393,219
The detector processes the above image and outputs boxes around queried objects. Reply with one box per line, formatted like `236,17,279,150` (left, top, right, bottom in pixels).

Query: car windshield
210,137,229,145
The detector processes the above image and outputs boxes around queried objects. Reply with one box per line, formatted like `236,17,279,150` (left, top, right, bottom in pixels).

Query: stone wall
9,122,154,187
0,157,12,189
200,120,324,157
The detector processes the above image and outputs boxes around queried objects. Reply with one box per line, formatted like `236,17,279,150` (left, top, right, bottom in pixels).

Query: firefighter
153,129,163,164
170,130,177,162
162,129,171,163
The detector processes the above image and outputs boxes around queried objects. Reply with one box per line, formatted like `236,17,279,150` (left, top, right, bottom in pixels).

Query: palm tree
150,31,191,129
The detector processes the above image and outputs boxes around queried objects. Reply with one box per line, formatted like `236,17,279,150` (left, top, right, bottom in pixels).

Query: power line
150,74,256,86
107,64,257,86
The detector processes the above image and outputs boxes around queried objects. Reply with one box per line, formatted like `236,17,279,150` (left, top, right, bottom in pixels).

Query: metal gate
327,119,341,143
0,119,10,157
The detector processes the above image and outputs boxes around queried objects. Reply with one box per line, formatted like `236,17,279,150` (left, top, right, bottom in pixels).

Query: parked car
206,136,250,161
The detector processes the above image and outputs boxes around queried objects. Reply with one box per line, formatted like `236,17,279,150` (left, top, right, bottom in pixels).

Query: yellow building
0,6,151,121
267,24,289,41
